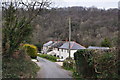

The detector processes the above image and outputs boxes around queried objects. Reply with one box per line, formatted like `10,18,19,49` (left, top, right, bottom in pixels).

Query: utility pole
68,17,71,59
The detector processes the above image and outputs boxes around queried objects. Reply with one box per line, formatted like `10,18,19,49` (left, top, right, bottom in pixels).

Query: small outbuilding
87,46,110,50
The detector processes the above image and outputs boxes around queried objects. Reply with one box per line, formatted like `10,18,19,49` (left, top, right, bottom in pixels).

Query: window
54,54,56,57
57,55,59,58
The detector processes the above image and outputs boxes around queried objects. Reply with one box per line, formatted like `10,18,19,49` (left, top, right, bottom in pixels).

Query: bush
95,52,117,78
74,49,96,78
101,38,111,47
38,54,59,62
35,44,42,52
23,44,38,59
2,50,40,78
63,57,75,71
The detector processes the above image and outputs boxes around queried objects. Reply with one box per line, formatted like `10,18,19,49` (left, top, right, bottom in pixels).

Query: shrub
95,52,117,78
63,57,75,71
23,44,38,59
38,54,59,62
2,49,40,78
35,44,42,52
74,49,96,78
101,38,111,47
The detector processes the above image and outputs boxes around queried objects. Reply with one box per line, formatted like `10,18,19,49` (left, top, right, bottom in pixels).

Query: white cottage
56,41,86,60
42,41,53,54
49,41,64,57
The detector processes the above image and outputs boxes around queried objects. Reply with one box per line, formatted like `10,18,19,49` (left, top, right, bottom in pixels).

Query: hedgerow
74,49,118,79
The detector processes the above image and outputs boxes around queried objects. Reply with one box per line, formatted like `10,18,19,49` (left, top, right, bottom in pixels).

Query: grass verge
62,66,83,79
37,54,59,62
62,58,83,79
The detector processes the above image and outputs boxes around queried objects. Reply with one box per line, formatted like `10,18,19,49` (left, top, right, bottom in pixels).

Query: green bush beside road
23,44,38,59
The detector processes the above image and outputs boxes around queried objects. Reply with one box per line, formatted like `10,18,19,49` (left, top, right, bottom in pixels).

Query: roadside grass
37,54,59,62
62,66,83,79
62,66,74,72
62,65,84,79
72,71,83,79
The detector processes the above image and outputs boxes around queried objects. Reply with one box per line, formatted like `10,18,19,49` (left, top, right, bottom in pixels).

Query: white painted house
54,41,86,60
42,41,53,54
48,41,64,57
43,41,86,60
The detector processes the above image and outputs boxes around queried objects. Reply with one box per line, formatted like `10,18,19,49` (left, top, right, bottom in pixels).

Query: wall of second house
42,46,47,54
53,48,60,57
70,50,77,58
43,46,50,54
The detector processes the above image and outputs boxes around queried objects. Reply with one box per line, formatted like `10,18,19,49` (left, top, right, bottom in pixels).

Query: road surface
36,57,72,78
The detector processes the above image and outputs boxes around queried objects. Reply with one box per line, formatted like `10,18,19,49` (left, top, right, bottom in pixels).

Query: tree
101,38,111,47
3,3,31,57
2,0,51,57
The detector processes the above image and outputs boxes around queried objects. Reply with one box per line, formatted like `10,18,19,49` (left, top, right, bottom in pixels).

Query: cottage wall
43,46,48,54
58,49,77,59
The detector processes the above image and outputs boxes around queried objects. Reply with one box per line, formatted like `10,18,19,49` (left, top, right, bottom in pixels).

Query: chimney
52,40,54,42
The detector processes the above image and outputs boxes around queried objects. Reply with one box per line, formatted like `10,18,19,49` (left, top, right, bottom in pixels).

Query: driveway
36,57,72,78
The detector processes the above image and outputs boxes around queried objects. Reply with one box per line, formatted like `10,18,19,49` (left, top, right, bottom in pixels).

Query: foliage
74,50,96,78
72,71,82,79
35,43,43,52
31,7,118,47
2,50,40,78
23,44,38,59
37,54,59,62
2,0,51,57
63,57,75,71
94,52,117,78
74,49,118,79
2,3,33,57
101,38,111,47
2,1,51,78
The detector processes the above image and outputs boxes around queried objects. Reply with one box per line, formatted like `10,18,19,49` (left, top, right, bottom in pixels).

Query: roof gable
59,41,86,50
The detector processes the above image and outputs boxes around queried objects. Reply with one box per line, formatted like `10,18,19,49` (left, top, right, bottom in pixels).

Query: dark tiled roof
59,41,86,50
87,46,110,49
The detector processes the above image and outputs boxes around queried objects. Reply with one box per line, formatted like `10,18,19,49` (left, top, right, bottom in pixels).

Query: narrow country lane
36,57,73,78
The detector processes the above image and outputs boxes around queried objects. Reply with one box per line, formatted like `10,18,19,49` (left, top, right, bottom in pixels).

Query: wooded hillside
31,6,118,47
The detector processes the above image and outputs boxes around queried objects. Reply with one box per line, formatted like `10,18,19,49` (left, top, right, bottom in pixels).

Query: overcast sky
51,0,119,9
